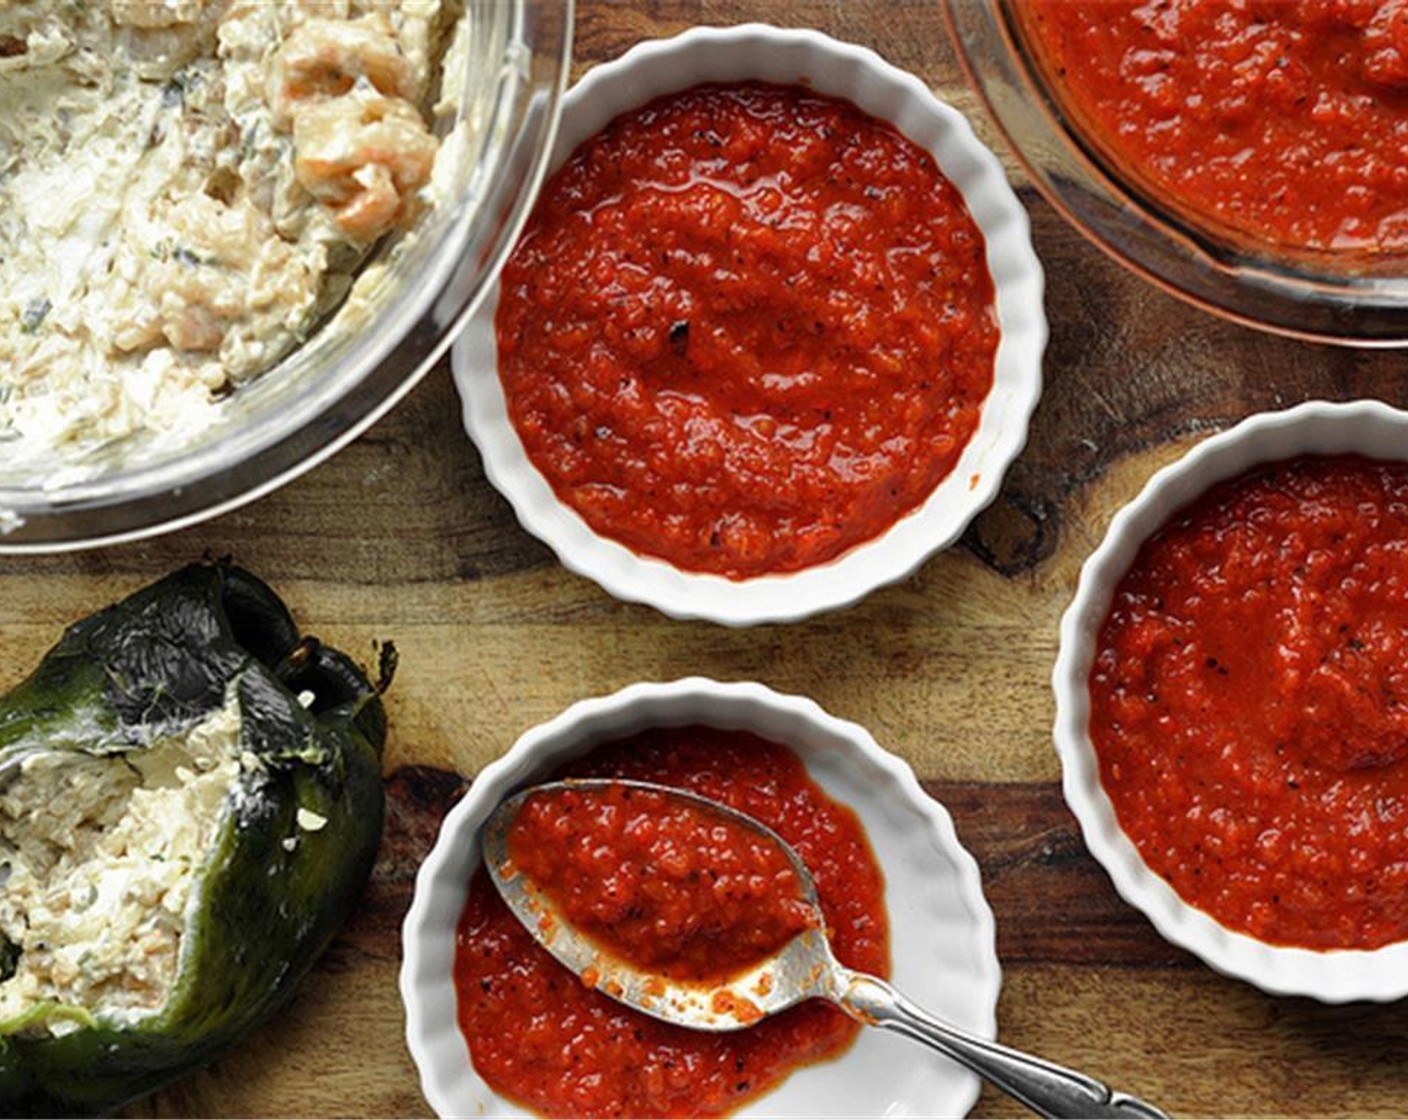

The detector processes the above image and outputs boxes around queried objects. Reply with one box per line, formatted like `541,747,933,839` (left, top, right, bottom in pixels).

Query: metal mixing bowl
0,0,572,552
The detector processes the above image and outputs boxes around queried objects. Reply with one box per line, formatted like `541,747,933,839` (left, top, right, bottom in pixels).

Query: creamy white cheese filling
0,0,455,470
0,696,243,1035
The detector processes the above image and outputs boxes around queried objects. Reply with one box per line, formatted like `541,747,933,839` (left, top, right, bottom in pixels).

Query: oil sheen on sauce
1092,456,1408,949
454,727,889,1118
496,82,997,578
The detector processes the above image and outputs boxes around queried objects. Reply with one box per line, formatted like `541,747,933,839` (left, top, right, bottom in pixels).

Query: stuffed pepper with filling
0,562,388,1115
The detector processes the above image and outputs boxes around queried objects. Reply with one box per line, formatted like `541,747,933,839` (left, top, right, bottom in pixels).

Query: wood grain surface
7,1,1408,1117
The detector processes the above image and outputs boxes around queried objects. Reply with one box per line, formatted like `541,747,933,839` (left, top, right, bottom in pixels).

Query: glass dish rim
942,0,1408,348
0,0,575,553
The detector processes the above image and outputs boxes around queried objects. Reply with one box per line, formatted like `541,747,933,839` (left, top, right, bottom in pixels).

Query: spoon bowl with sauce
484,778,1168,1120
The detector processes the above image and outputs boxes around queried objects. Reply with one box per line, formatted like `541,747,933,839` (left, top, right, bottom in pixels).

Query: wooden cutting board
3,2,1404,1116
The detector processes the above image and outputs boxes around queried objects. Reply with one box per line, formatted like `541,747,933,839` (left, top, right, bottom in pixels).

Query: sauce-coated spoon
484,779,1168,1119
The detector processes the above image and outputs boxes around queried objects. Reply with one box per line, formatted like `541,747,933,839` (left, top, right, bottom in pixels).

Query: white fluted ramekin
1054,399,1408,1002
401,678,1000,1116
452,24,1045,625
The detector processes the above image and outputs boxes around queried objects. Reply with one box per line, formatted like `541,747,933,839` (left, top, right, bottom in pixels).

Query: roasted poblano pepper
0,562,388,1115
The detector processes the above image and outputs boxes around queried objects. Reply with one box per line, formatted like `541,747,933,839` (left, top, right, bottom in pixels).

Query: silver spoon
483,778,1169,1119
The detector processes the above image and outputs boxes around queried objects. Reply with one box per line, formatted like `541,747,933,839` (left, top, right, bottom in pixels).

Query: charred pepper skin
0,562,388,1116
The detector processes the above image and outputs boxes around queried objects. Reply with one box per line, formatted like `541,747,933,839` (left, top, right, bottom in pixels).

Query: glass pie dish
0,0,572,552
944,1,1408,346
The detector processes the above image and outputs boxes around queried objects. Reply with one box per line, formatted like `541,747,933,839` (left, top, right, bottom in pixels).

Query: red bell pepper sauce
1023,1,1408,253
454,728,889,1117
1091,456,1408,949
504,782,818,984
495,82,997,578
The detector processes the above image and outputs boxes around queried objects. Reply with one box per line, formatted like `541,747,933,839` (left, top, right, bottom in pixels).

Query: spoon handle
834,971,1169,1119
